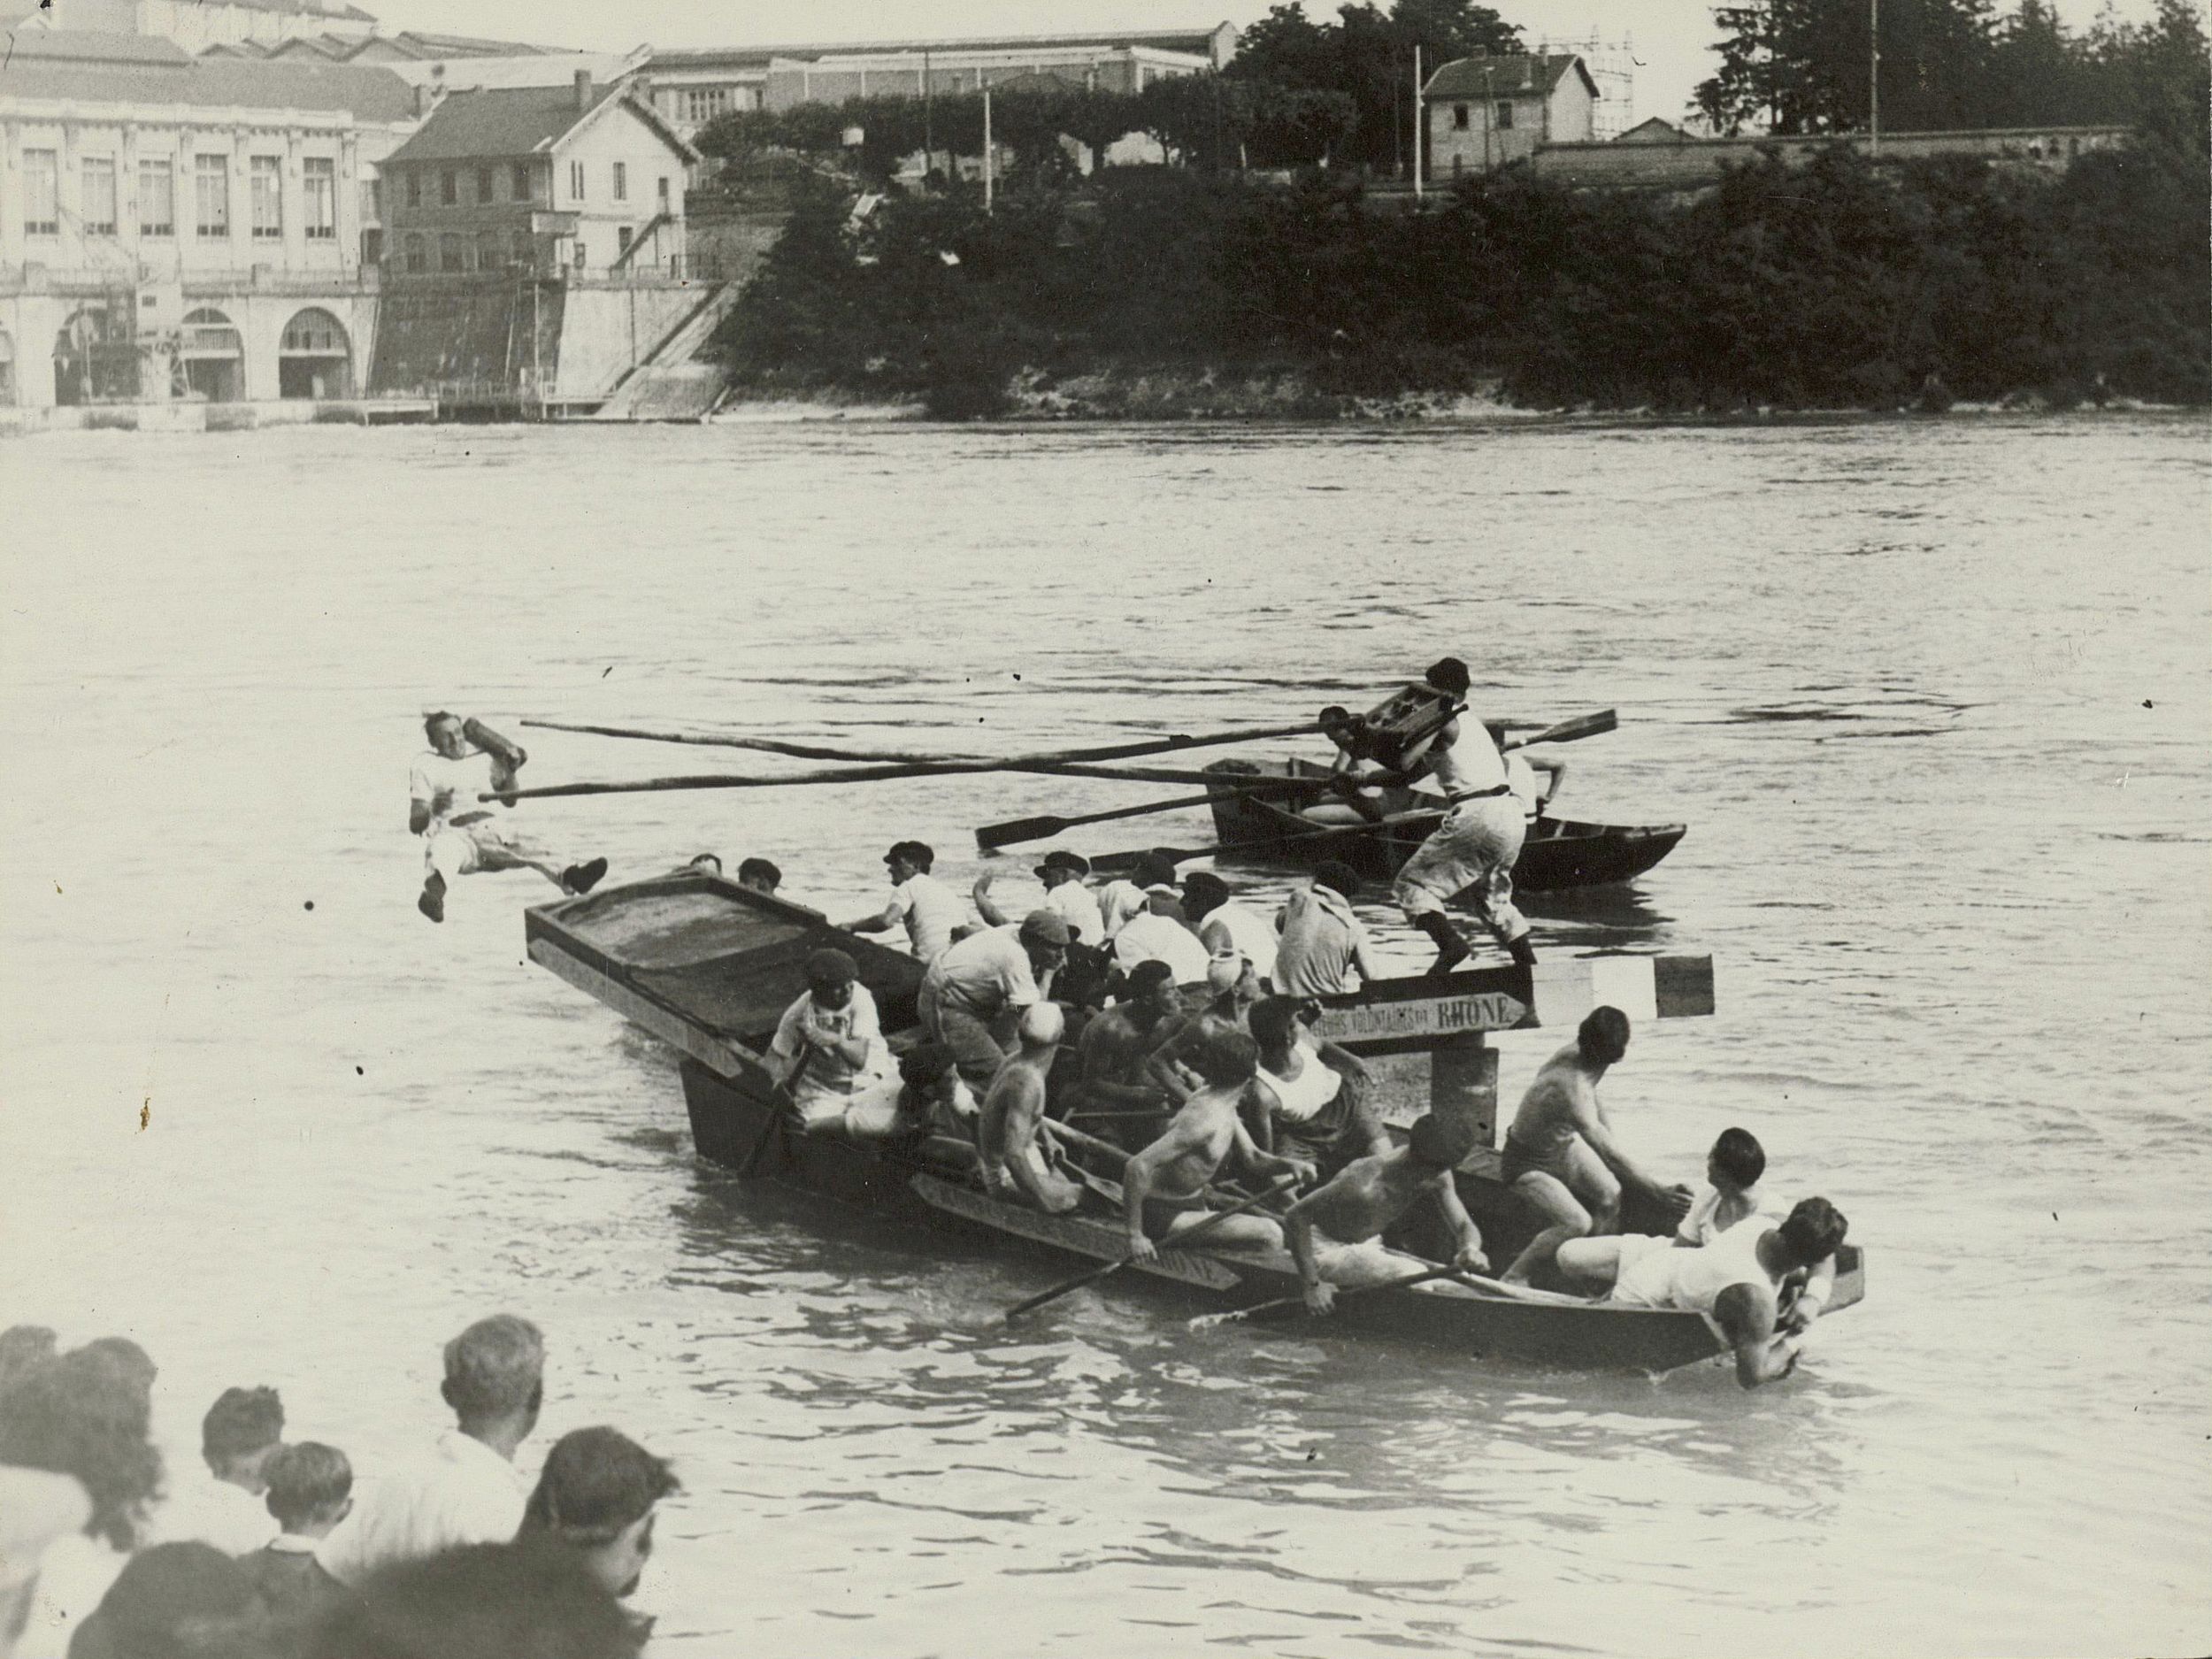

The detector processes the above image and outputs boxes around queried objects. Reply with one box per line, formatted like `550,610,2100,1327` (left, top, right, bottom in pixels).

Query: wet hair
1424,657,1471,697
442,1316,544,1421
1406,1113,1475,1170
886,841,934,872
897,1043,956,1088
264,1442,353,1531
1709,1127,1766,1189
422,711,460,741
736,856,781,888
0,1324,58,1393
1124,958,1176,1000
1778,1197,1847,1268
201,1386,283,1463
519,1427,678,1547
1191,1028,1260,1087
1312,861,1362,900
1577,1006,1631,1065
1248,995,1302,1053
0,1345,165,1552
304,1542,635,1659
72,1542,266,1659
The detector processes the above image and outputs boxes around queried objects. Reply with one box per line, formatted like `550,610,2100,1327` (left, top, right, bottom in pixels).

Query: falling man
410,711,606,923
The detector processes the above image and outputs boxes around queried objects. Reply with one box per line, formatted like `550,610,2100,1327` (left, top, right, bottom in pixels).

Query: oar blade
975,815,1069,850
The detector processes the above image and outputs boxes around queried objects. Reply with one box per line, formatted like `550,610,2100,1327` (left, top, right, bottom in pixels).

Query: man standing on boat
1272,862,1379,996
918,910,1071,1094
1122,1030,1314,1263
1383,659,1538,976
768,949,893,1131
1283,1113,1489,1314
410,712,606,924
845,841,966,965
1554,1197,1850,1388
1494,1007,1693,1286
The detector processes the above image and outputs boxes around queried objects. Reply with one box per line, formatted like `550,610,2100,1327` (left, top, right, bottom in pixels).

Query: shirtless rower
1063,960,1182,1126
979,1004,1082,1214
1122,1030,1314,1263
1555,1197,1850,1388
1283,1114,1489,1314
1245,995,1388,1184
1495,1007,1692,1285
1386,658,1538,975
1143,954,1263,1107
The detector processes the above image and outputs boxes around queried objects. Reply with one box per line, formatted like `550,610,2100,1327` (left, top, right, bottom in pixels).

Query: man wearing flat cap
769,948,892,1128
918,910,1071,1094
971,848,1104,948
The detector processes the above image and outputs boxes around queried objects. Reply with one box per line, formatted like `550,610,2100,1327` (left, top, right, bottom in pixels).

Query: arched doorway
180,307,244,403
52,304,140,405
279,307,353,399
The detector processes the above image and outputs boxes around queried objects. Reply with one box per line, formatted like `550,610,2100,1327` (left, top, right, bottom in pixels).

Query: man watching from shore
1122,1030,1314,1263
145,1386,282,1555
240,1442,353,1622
411,712,605,924
1272,862,1379,996
1555,1198,1850,1388
979,1004,1083,1214
1495,1008,1692,1286
919,910,1070,1094
316,1315,544,1588
845,841,965,964
517,1427,679,1601
1284,1113,1489,1314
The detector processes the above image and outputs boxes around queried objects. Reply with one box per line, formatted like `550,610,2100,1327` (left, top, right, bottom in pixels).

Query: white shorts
1607,1233,1678,1309
424,817,556,882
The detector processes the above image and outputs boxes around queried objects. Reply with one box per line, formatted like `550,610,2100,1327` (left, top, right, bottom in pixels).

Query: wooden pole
1412,44,1424,198
983,88,994,211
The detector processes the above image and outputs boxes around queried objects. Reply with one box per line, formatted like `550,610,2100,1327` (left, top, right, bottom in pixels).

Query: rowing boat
525,872,1861,1372
1195,757,1686,891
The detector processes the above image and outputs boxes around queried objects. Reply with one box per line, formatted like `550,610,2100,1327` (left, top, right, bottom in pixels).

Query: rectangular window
250,155,282,239
1453,103,1470,130
684,87,729,125
81,157,118,235
477,165,494,204
572,238,587,270
569,160,585,201
139,157,175,236
440,231,465,273
511,162,530,201
404,232,426,273
303,157,336,240
510,227,533,265
24,149,59,235
476,229,501,269
441,168,457,205
617,224,632,254
612,161,626,201
366,179,381,221
195,154,229,237
657,174,670,206
406,168,422,208
1495,101,1514,130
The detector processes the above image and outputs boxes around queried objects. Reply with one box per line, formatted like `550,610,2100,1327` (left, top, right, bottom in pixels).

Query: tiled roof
1425,53,1596,102
386,82,696,163
649,27,1225,72
0,32,416,119
4,29,192,65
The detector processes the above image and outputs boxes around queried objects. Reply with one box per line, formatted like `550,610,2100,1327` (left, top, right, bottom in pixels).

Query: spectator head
305,1543,636,1659
1180,871,1230,920
1053,939,1113,1011
0,1344,165,1552
74,1338,157,1413
518,1427,680,1600
69,1543,268,1659
1406,1113,1477,1171
1191,1028,1260,1088
201,1386,284,1487
263,1442,354,1539
1248,995,1302,1056
1708,1127,1766,1193
1312,861,1362,901
1577,1006,1631,1067
1124,958,1181,1017
804,948,857,1010
1423,657,1472,698
1016,1002,1065,1053
0,1325,57,1393
1778,1198,1848,1270
884,841,934,878
440,1317,544,1438
735,856,781,895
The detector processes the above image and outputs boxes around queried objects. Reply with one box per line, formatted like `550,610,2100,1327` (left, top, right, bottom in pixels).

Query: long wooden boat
525,873,1862,1373
1197,757,1686,891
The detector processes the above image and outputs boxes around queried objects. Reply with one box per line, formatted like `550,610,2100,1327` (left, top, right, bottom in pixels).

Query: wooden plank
909,1175,1242,1293
526,936,772,1087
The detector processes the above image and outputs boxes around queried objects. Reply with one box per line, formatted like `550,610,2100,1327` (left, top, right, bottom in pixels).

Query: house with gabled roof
1423,53,1600,176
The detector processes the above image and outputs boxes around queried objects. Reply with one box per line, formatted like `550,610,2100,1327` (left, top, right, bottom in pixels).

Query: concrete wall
1530,124,2131,189
551,280,699,398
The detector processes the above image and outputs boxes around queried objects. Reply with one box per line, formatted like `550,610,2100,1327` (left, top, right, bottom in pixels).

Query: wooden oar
975,776,1333,851
739,1056,808,1179
488,756,1320,804
1499,709,1617,751
1187,1263,1472,1329
1002,1172,1301,1323
522,716,1334,770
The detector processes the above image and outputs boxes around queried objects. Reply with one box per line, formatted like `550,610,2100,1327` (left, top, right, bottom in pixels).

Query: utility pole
923,49,934,183
1869,0,1881,157
1482,64,1494,172
1412,44,1424,197
983,87,994,211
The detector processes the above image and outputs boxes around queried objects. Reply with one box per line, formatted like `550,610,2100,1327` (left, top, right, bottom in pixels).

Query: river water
3,413,2208,1657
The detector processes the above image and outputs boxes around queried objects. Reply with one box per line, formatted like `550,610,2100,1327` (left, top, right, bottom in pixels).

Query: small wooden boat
525,873,1861,1373
1198,757,1686,892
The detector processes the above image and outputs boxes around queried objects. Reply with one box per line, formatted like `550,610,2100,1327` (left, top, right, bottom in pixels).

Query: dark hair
1248,995,1302,1053
736,856,780,887
897,1042,956,1088
1124,958,1176,999
1129,853,1179,890
304,1543,635,1659
1406,1113,1475,1169
0,1324,58,1392
1181,872,1229,917
76,1338,157,1405
1424,657,1471,697
265,1441,353,1531
1709,1127,1765,1189
73,1542,266,1659
1577,1006,1631,1065
1312,861,1362,899
519,1427,678,1546
1191,1028,1260,1087
886,841,934,872
685,853,722,874
423,711,459,740
202,1386,283,1463
1778,1197,1847,1267
442,1316,543,1421
0,1346,165,1551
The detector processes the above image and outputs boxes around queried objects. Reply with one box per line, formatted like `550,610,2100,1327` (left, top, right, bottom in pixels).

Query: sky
367,0,2168,127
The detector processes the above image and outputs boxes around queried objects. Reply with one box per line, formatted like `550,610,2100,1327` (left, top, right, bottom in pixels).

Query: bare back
1132,1083,1247,1202
1506,1042,1599,1159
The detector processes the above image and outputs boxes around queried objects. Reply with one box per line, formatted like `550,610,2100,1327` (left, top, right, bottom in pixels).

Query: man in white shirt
767,949,892,1130
411,712,606,924
1113,884,1212,986
972,850,1105,947
845,841,966,964
1272,863,1379,997
316,1314,544,1589
1096,854,1179,942
143,1386,282,1555
919,910,1070,1092
1672,1127,1836,1330
1180,871,1278,987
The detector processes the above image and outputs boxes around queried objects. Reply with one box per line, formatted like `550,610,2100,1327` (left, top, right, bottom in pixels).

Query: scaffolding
1535,33,1636,142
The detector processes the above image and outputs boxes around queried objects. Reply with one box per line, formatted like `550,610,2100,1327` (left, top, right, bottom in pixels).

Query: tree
1694,0,1999,134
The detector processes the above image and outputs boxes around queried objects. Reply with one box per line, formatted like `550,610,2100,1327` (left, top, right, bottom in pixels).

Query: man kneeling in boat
410,712,606,923
1283,1114,1490,1315
1123,1030,1314,1263
979,1005,1084,1214
1555,1197,1850,1388
770,949,893,1131
1244,995,1388,1186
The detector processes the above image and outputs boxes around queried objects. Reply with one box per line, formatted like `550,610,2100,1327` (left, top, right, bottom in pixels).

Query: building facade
1,0,380,54
0,29,414,407
1424,53,1598,177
